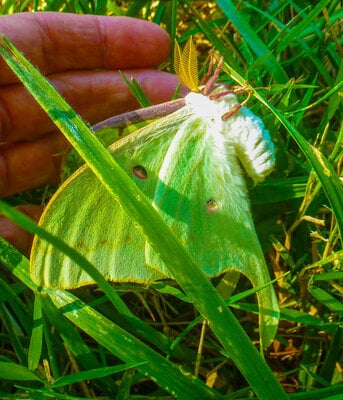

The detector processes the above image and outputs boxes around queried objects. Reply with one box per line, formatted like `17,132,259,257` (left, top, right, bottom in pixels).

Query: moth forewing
30,106,194,288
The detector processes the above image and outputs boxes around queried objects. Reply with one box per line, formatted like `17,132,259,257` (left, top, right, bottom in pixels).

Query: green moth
30,40,278,344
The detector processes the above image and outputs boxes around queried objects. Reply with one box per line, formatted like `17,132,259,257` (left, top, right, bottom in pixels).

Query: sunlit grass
0,1,342,399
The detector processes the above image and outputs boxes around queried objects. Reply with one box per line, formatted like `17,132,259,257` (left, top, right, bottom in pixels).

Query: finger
0,71,181,197
0,132,68,197
0,70,180,143
0,204,43,255
0,12,170,84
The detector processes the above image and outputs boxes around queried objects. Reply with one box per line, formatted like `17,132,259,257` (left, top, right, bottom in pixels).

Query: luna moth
30,40,279,345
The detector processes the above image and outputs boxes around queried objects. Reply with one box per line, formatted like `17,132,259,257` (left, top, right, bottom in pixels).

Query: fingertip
134,71,183,104
0,204,43,256
0,134,67,196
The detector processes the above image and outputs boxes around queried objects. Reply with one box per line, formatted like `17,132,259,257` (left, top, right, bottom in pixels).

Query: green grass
0,1,342,399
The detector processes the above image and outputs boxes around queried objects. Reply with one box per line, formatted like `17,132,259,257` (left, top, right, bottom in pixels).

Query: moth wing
30,107,191,289
146,113,278,346
146,114,263,276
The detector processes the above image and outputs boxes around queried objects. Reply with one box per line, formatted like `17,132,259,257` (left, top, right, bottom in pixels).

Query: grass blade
213,0,288,82
27,294,43,371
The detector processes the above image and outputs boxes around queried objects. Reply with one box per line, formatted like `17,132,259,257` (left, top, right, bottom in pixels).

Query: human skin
0,12,180,254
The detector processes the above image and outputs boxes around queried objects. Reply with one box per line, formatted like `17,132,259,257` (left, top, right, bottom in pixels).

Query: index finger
0,12,171,84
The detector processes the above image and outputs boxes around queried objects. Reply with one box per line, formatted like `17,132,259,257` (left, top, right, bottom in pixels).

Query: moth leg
221,91,252,120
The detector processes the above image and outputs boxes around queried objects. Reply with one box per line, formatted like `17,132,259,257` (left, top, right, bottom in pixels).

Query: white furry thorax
184,88,276,183
185,90,239,122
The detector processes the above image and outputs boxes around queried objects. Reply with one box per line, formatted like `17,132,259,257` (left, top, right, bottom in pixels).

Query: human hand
0,12,179,253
